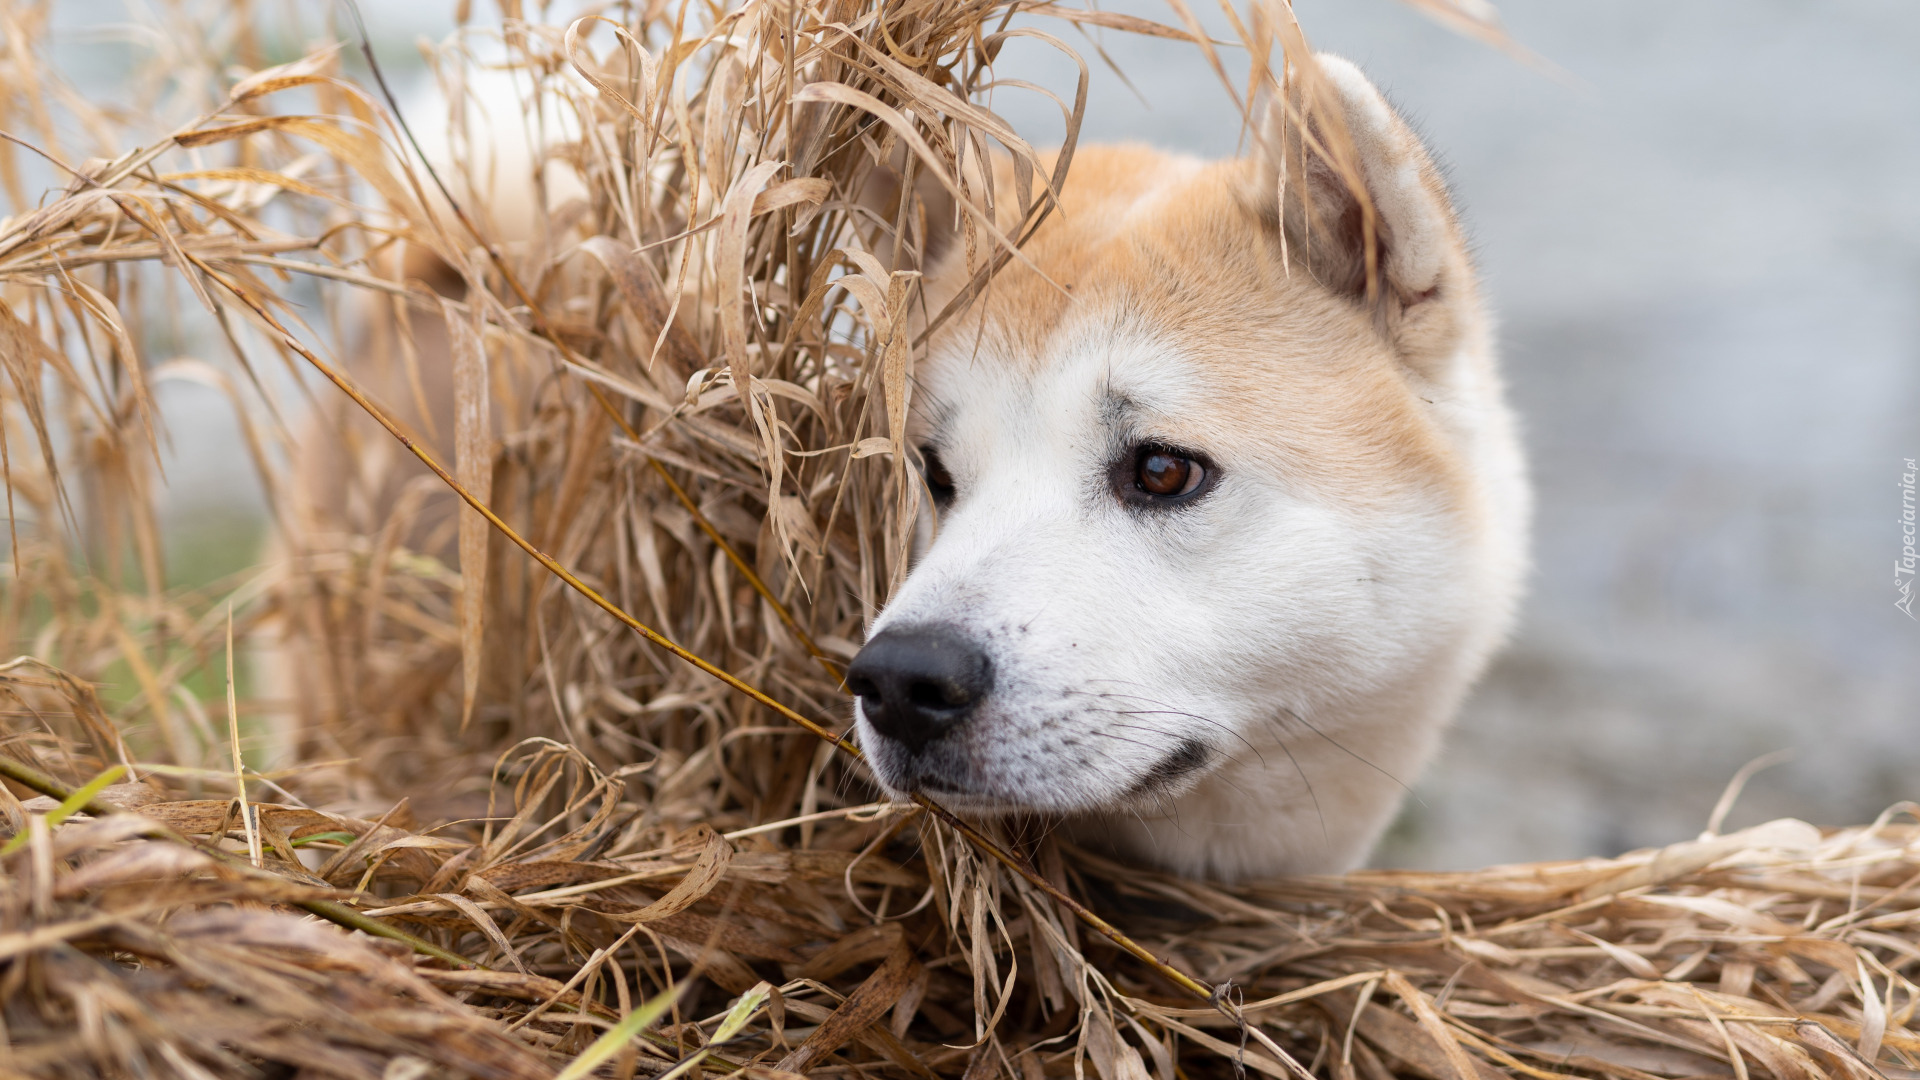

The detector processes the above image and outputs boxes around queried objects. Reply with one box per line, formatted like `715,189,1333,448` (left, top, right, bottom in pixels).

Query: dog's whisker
1269,706,1416,799
1089,730,1166,752
1267,731,1329,850
1085,705,1264,764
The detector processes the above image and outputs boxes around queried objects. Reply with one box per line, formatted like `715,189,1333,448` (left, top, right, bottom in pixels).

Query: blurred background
60,0,1920,869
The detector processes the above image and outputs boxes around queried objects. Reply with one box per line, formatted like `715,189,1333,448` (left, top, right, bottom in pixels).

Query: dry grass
1,1,1917,1079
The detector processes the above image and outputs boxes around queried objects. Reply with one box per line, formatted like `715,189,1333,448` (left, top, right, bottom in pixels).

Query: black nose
846,625,993,753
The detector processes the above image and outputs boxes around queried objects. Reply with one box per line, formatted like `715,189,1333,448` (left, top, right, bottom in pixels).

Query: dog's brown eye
1137,449,1203,498
922,447,956,505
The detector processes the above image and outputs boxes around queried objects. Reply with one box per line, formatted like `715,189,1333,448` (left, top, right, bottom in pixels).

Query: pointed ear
1253,54,1474,378
851,144,961,274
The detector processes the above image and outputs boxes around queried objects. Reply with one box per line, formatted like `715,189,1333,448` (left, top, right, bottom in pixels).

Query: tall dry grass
2,2,1917,1079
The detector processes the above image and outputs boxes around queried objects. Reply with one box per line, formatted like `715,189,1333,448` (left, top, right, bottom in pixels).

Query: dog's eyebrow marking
1098,386,1144,431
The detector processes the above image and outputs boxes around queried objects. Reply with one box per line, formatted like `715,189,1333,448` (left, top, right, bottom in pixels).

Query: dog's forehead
919,149,1373,394
928,149,1369,359
915,149,1469,507
917,311,1214,447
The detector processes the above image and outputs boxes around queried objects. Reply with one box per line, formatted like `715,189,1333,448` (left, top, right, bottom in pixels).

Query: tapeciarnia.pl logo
1899,457,1917,619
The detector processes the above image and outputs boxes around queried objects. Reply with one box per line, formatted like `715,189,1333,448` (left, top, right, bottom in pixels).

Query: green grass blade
553,982,686,1080
1,765,126,855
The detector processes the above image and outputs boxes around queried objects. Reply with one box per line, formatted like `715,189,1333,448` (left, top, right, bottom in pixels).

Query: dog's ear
850,147,962,274
1252,54,1473,378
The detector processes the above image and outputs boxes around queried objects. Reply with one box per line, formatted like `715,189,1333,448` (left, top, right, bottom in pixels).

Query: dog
284,54,1525,880
843,55,1531,881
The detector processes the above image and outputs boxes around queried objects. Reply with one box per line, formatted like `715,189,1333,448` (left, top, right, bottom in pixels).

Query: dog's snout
847,626,992,753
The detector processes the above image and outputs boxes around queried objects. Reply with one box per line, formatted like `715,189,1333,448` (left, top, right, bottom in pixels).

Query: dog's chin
860,742,1084,816
867,757,1150,818
892,785,1029,816
865,758,1033,815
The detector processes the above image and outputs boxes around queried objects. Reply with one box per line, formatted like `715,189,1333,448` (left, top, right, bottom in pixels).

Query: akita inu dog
291,53,1523,882
844,55,1531,881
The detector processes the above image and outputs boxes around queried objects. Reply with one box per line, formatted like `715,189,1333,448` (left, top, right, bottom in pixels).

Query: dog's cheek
1193,500,1395,689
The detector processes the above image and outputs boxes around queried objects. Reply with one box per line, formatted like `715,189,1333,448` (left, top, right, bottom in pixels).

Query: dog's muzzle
846,624,992,755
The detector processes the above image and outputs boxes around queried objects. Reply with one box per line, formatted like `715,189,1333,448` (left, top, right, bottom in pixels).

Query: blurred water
110,0,1919,867
1303,0,1919,867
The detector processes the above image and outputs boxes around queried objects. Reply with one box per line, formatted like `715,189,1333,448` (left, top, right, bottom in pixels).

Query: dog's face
847,58,1529,878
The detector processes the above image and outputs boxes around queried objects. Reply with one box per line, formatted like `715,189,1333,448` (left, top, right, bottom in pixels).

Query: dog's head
846,57,1528,877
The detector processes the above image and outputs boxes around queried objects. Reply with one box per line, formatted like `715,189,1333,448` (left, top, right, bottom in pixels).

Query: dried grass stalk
3,1,1915,1079
7,684,1920,1079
